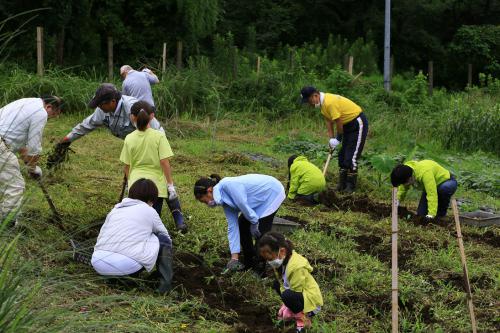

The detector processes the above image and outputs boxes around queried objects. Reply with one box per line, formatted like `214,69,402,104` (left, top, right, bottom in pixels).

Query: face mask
268,256,284,268
207,200,217,207
314,102,321,108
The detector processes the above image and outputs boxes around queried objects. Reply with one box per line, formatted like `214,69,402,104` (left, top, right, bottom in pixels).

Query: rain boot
345,171,358,194
336,169,348,192
156,246,174,294
167,197,188,233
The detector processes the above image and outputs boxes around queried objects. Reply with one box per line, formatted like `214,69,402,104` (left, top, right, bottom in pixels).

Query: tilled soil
172,252,293,333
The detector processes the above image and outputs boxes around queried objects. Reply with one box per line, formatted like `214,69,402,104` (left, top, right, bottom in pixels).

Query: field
4,108,499,333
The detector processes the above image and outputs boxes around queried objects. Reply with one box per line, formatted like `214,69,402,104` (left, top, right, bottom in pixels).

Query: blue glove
250,222,261,238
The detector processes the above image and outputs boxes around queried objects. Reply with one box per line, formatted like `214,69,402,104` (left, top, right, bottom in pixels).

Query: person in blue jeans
391,160,458,220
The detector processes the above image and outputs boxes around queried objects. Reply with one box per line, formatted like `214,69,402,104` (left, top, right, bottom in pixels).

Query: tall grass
0,58,498,154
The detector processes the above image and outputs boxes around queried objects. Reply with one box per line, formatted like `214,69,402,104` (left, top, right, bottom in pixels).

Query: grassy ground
9,111,500,332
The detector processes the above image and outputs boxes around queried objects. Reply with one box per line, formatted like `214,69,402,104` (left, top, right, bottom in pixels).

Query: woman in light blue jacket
194,174,285,274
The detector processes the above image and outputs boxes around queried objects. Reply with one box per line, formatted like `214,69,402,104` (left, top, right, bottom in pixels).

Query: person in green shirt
120,101,187,232
391,160,458,220
287,155,326,205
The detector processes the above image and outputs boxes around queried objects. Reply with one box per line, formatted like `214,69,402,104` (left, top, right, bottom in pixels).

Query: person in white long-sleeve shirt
120,65,159,107
92,178,173,293
194,173,286,275
0,96,62,222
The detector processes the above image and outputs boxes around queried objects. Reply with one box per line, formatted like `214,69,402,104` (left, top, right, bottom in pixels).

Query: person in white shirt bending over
91,178,173,294
0,96,62,223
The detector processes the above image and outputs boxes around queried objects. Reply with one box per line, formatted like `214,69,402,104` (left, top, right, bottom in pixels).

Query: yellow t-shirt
120,128,174,198
320,93,362,124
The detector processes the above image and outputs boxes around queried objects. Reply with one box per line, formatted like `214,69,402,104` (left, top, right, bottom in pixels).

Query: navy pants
338,112,368,171
238,211,276,269
417,178,458,217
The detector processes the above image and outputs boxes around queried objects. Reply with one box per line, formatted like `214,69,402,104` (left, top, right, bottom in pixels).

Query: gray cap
88,83,121,108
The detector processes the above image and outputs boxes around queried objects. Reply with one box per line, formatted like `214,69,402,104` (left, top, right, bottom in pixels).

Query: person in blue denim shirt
194,173,286,274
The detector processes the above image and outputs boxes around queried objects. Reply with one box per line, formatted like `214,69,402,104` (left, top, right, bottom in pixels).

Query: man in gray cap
120,65,159,107
53,83,188,232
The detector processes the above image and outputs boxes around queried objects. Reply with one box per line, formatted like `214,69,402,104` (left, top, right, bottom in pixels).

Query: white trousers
0,140,25,219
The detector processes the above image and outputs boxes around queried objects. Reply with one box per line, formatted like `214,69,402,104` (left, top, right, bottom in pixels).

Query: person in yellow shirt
301,86,368,193
259,231,323,333
287,155,326,205
391,160,458,220
120,101,187,232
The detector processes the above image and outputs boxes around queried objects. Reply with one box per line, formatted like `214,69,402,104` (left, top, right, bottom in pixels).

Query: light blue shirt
122,70,159,106
213,174,286,254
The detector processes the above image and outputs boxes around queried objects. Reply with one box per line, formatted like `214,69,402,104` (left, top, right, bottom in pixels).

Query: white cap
120,65,133,75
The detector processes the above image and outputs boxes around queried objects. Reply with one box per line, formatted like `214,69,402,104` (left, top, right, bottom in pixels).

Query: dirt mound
172,252,290,333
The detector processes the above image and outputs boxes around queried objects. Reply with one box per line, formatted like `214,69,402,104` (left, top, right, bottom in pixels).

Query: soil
172,252,293,333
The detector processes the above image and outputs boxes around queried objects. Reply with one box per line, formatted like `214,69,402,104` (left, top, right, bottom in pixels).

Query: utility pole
384,0,391,91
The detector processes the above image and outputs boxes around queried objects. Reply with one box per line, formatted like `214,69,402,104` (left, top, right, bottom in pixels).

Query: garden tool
37,178,65,231
322,148,333,176
118,174,127,202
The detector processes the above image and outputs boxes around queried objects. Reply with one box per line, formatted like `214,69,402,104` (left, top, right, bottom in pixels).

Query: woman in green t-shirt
120,101,187,232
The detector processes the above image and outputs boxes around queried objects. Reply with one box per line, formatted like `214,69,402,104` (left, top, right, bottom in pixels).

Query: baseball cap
88,83,121,108
300,86,318,103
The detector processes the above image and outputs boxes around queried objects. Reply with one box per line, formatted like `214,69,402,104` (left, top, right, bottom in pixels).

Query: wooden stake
428,61,433,96
256,56,261,75
451,199,477,333
36,27,44,76
176,40,183,70
467,64,472,88
107,37,113,80
162,42,167,73
348,56,354,75
232,46,238,79
391,187,399,333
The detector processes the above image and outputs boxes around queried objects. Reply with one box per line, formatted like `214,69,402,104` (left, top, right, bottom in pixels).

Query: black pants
338,112,368,171
238,211,277,269
281,289,305,314
153,197,167,217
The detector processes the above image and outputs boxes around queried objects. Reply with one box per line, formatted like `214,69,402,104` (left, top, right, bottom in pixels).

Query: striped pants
0,140,25,220
338,112,368,172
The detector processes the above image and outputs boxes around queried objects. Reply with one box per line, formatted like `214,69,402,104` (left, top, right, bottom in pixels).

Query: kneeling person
259,232,323,333
91,179,173,293
391,160,458,220
287,155,326,205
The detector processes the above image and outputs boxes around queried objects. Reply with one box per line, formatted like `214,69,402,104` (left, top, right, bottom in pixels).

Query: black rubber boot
336,169,348,192
345,172,358,193
167,197,188,233
156,246,174,294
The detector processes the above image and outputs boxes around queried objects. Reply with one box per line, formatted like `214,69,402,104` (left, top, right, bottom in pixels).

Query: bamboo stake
162,42,167,73
391,187,399,333
256,56,261,75
348,56,354,75
451,198,477,333
36,27,44,76
107,37,113,80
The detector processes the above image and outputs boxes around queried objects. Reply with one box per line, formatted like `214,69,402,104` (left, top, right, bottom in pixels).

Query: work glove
425,214,435,221
329,138,341,150
224,259,244,274
167,183,178,201
29,166,42,179
250,222,261,238
142,68,153,74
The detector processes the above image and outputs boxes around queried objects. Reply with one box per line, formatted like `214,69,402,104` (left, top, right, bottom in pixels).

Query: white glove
142,68,152,74
425,214,434,220
29,166,43,179
167,183,178,201
329,138,341,149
